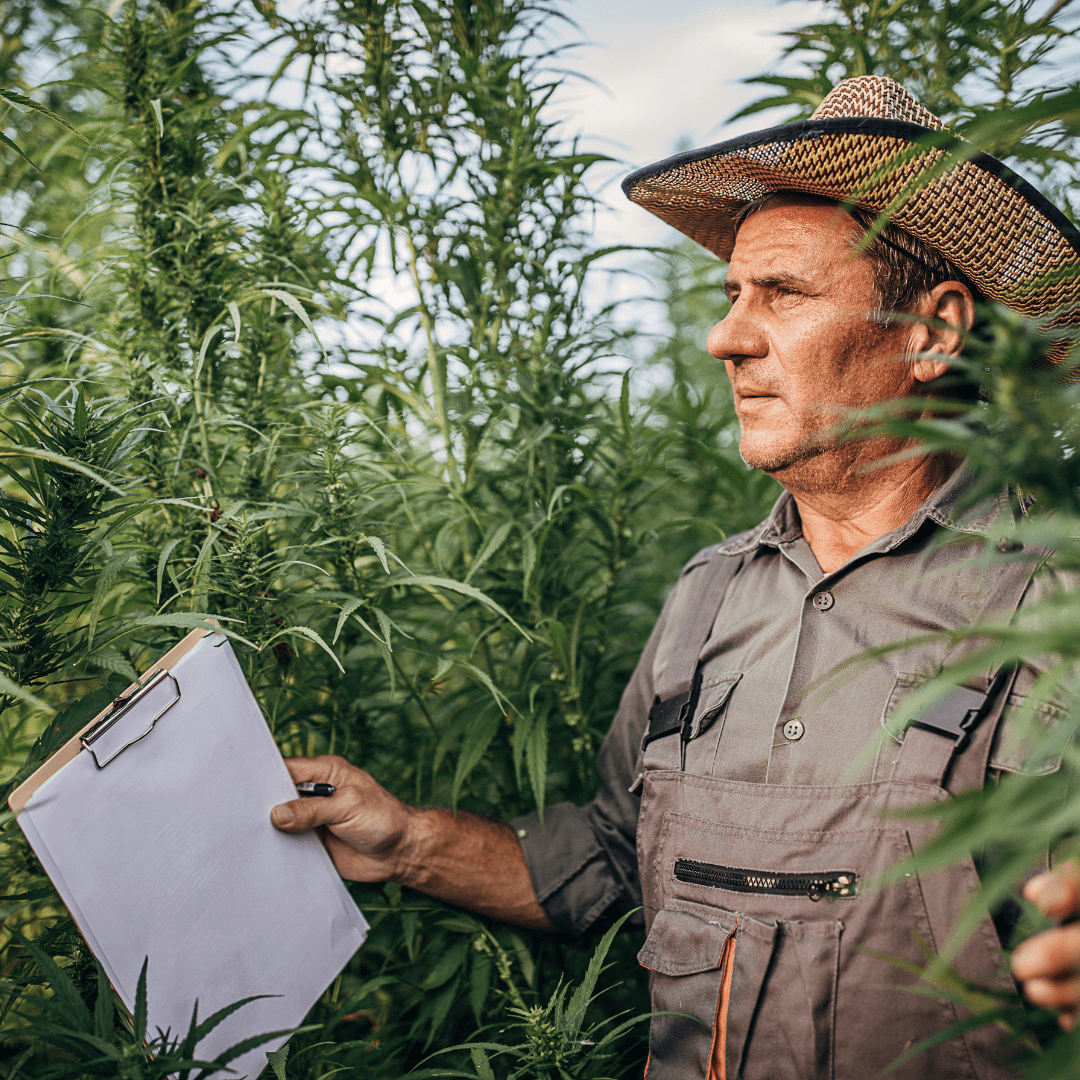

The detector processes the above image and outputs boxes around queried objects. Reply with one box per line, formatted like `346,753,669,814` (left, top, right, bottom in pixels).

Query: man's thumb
272,799,324,831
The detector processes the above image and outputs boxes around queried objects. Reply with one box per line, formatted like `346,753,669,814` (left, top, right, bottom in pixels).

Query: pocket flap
989,691,1067,775
638,902,735,976
690,673,743,739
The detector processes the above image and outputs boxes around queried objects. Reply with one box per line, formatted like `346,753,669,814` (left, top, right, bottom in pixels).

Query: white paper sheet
18,634,368,1079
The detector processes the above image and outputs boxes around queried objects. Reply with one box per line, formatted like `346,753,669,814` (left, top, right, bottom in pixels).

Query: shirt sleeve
511,584,679,936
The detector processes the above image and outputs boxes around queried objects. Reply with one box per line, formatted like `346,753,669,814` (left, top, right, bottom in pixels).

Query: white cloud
549,0,822,249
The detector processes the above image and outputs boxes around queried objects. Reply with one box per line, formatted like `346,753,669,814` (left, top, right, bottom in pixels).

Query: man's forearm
394,807,553,930
272,755,553,931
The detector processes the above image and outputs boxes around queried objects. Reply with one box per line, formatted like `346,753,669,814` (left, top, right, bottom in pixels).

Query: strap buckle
641,690,692,751
911,685,988,753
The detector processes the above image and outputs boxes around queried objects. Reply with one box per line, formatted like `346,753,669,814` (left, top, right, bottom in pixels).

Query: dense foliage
0,0,1078,1076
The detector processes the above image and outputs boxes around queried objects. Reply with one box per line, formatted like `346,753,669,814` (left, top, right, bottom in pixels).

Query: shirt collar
715,463,1010,560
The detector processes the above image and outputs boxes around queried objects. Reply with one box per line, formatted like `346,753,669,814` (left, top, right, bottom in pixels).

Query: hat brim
623,117,1080,327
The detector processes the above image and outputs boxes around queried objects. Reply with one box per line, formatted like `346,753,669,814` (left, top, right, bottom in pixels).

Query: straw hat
623,76,1080,348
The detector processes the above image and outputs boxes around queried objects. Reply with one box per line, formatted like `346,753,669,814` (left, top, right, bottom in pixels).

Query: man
270,77,1080,1077
1012,863,1080,1030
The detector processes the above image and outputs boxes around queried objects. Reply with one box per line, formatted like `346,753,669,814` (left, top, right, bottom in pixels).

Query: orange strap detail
707,927,738,1080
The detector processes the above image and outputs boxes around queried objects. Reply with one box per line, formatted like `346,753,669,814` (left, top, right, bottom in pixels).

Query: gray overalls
635,544,1037,1080
513,474,1063,1078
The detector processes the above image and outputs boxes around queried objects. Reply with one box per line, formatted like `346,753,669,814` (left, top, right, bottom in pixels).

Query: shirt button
812,591,834,611
783,718,804,741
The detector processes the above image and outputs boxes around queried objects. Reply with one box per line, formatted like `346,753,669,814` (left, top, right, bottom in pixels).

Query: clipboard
9,626,369,1079
10,626,216,812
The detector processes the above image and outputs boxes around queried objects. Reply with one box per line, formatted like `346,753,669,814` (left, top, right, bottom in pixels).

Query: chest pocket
881,669,1066,777
642,673,743,772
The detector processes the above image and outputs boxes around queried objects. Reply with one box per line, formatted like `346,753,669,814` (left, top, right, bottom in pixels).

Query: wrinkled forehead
727,197,870,280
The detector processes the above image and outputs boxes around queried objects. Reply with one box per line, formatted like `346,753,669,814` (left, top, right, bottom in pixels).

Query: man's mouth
734,388,778,409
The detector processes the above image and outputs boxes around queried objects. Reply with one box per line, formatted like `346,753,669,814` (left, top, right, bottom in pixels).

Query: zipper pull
810,874,857,901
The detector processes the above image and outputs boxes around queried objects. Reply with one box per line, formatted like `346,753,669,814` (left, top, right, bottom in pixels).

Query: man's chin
738,437,820,475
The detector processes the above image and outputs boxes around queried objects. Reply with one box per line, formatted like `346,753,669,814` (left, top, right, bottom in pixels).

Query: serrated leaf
150,98,164,138
193,323,226,382
469,953,491,1027
0,130,40,171
259,289,325,356
421,940,468,990
130,613,230,629
74,390,88,436
88,645,137,681
156,537,181,603
364,533,390,573
526,711,548,825
228,300,241,342
266,1042,289,1080
0,671,53,713
93,960,113,1039
0,89,109,153
451,708,501,808
88,551,137,648
9,929,91,1032
521,530,536,599
389,574,530,639
264,625,344,673
333,596,363,644
351,610,392,652
134,958,148,1042
564,910,636,1031
470,1045,495,1079
511,709,532,788
464,520,512,584
457,660,510,712
0,445,123,493
372,607,394,649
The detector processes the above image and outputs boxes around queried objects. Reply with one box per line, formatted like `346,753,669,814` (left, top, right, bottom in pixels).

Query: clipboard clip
80,668,182,768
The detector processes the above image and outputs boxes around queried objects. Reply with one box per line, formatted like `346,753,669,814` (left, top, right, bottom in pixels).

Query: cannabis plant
2,0,1079,1077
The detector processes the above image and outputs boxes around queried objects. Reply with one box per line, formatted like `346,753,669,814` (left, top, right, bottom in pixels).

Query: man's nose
706,300,767,363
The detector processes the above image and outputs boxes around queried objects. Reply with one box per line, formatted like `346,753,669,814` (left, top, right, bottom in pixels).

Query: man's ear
909,280,976,384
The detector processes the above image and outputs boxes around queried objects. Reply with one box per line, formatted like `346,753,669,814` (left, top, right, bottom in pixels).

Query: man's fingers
1019,976,1080,1011
271,794,346,833
283,754,373,790
284,756,342,784
1023,861,1080,919
1012,925,1080,981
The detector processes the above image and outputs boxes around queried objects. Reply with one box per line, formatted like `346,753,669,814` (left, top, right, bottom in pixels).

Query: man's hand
271,756,417,883
270,755,553,931
1011,862,1080,1029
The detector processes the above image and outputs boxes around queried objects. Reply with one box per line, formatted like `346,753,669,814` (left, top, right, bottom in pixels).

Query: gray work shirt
513,466,1069,935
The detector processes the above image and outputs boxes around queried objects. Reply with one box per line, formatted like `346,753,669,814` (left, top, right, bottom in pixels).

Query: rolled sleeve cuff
512,801,624,936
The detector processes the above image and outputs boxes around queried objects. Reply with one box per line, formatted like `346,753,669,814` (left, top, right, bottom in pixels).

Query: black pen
296,782,336,797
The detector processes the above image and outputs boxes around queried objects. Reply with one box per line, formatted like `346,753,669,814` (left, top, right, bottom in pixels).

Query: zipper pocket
673,858,858,901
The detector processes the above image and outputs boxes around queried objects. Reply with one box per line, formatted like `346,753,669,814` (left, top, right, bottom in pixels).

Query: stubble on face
712,199,914,497
735,318,897,492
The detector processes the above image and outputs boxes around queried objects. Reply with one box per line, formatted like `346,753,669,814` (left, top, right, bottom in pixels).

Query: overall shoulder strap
641,545,747,752
891,550,1043,791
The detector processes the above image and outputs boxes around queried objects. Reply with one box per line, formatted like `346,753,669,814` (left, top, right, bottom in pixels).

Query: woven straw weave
812,76,945,130
625,77,1080,354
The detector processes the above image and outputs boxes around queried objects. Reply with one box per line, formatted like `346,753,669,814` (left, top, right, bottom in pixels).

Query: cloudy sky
549,0,821,248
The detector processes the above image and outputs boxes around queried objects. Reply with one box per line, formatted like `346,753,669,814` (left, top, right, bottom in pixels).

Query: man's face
706,199,917,492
